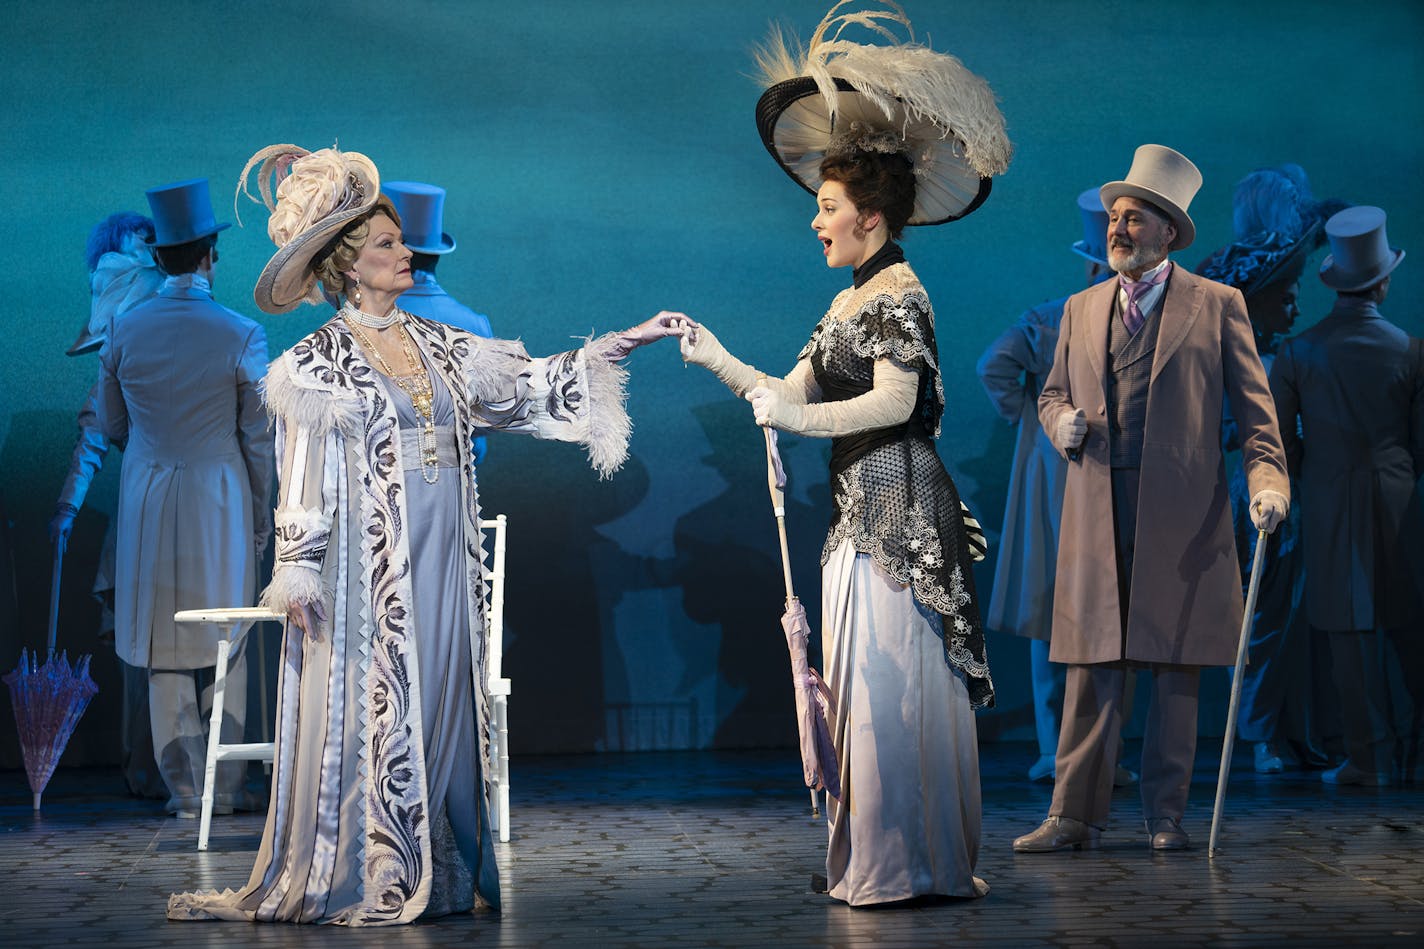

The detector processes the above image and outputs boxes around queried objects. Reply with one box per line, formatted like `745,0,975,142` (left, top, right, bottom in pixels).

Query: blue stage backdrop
1,0,1420,767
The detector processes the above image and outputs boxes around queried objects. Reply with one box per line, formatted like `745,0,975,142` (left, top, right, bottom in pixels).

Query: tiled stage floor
2,742,1421,948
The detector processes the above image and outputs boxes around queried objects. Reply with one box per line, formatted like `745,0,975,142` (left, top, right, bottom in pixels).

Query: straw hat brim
1099,182,1195,251
1319,247,1404,292
755,76,992,226
66,326,104,356
253,202,376,314
1241,222,1320,298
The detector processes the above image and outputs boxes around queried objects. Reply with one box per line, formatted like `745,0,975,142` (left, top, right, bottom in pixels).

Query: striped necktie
1120,264,1171,335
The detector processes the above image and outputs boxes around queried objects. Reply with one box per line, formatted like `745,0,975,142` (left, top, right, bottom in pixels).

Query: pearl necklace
340,301,401,329
342,309,442,484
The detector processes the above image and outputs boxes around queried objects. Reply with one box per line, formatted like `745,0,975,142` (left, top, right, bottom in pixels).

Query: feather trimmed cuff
581,333,634,479
260,563,323,611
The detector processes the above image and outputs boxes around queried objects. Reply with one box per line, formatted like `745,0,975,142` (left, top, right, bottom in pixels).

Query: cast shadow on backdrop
663,400,829,751
956,414,1036,742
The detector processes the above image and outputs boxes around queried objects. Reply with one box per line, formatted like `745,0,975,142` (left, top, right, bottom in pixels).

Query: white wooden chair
174,518,510,848
172,605,284,851
478,515,512,843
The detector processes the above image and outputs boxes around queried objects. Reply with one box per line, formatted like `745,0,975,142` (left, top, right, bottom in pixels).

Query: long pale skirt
823,538,984,906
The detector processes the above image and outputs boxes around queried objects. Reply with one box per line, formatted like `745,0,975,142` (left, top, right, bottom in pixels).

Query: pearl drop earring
352,273,362,307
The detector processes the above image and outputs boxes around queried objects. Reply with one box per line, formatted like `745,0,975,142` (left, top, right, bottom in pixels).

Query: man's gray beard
1110,238,1168,275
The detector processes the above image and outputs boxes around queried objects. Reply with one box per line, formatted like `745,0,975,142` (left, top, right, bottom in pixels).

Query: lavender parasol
4,535,99,809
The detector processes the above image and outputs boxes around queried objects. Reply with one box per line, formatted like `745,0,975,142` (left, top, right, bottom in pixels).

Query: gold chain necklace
343,309,442,484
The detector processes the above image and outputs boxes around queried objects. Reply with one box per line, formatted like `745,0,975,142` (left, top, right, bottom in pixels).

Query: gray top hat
1318,205,1404,292
1099,144,1201,251
1071,187,1109,264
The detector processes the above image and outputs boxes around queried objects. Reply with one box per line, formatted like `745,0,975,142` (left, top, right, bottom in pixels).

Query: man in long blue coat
97,178,273,817
1271,206,1424,786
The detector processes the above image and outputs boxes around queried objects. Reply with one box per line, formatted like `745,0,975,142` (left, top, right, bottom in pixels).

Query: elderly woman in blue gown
169,144,679,925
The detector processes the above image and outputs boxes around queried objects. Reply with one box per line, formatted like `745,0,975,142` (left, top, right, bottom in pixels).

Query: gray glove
1250,489,1289,533
603,310,688,361
1053,408,1087,453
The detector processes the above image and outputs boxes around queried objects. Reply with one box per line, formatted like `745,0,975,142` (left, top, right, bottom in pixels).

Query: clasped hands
605,310,693,361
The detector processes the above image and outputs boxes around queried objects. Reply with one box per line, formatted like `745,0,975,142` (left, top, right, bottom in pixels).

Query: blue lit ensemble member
383,181,494,464
96,179,274,818
1270,206,1424,787
53,211,167,800
1195,165,1342,775
977,188,1113,784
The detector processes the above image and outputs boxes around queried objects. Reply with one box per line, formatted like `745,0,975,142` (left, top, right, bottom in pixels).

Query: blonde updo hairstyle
311,195,402,300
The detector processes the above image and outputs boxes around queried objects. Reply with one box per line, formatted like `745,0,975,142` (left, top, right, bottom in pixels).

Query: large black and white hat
753,2,1012,226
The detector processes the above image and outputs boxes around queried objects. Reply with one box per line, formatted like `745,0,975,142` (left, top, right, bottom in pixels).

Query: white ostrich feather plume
754,1,1011,179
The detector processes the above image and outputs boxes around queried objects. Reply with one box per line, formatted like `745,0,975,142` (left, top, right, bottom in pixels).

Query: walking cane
1209,526,1268,857
47,534,66,657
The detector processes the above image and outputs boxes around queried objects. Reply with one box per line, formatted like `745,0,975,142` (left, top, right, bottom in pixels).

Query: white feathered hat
753,1,1012,225
235,144,382,314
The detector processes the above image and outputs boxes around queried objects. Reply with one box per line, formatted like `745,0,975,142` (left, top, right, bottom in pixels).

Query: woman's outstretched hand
607,310,694,361
288,599,327,643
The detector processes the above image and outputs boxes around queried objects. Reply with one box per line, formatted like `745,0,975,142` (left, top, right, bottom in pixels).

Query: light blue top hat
144,178,231,247
1071,187,1109,265
1319,205,1404,292
382,181,455,255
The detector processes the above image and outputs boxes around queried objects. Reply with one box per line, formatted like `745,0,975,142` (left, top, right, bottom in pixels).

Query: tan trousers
1050,662,1200,827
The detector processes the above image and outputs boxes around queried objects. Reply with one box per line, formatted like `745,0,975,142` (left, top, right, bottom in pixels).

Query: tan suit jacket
1039,266,1288,666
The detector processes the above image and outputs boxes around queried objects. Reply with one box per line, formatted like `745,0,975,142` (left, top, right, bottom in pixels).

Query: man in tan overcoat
1015,145,1291,853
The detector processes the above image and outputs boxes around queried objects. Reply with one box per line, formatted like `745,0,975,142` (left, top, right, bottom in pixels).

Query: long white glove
672,319,761,395
1250,489,1290,534
747,359,917,437
1053,408,1087,453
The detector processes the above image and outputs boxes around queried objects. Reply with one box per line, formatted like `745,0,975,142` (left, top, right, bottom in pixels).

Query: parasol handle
763,426,796,603
46,532,66,658
1209,526,1268,857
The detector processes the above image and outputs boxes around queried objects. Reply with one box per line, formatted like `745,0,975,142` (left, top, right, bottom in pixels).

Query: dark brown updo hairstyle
312,195,402,300
819,148,917,240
